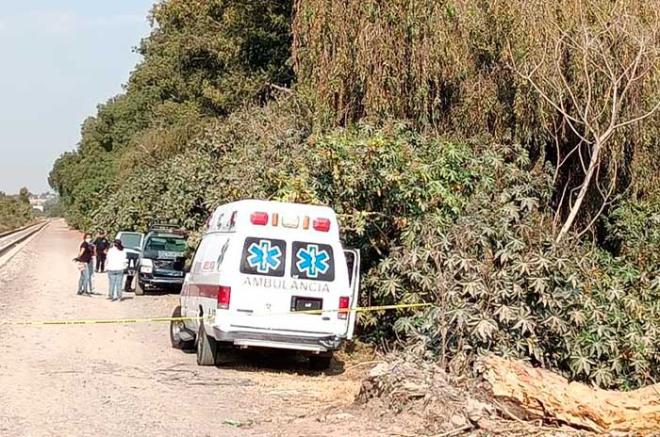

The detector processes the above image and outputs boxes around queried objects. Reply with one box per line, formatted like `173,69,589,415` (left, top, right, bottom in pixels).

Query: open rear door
344,248,361,340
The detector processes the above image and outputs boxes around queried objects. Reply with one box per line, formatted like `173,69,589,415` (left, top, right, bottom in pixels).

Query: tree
509,0,660,242
50,0,294,229
18,187,30,204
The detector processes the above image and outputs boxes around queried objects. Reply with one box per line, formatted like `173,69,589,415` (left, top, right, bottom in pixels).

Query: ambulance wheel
309,354,332,371
170,306,194,350
135,280,145,296
196,323,217,366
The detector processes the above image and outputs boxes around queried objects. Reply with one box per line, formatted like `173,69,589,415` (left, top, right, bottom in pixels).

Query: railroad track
0,221,49,257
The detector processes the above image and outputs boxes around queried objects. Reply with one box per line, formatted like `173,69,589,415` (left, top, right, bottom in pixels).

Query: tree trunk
481,355,660,434
555,140,600,243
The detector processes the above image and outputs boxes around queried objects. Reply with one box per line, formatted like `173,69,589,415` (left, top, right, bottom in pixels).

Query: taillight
313,218,331,232
250,212,268,225
338,296,350,319
217,286,231,309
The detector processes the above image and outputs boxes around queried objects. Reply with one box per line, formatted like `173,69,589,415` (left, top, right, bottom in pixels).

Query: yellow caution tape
287,302,433,316
0,316,209,327
0,303,432,326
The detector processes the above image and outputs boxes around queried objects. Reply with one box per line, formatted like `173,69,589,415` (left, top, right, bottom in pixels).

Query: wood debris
481,355,660,435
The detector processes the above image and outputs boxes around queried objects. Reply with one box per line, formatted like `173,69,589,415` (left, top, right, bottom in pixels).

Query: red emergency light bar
249,211,331,232
250,211,269,225
313,218,331,232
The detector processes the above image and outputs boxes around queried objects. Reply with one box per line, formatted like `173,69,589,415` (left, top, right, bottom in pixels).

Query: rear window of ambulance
240,237,286,277
291,242,335,282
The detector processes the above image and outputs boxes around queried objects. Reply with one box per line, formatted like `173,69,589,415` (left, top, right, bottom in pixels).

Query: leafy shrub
91,96,312,247
293,0,660,233
605,199,660,270
0,192,34,232
307,124,474,256
72,100,660,389
368,145,660,389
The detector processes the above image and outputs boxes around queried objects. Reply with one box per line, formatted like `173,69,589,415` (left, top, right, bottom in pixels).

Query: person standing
93,231,110,273
76,233,94,295
106,239,128,301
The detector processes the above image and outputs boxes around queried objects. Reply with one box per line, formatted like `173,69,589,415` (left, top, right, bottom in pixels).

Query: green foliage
367,145,660,389
0,191,34,233
49,150,115,229
304,124,477,268
43,196,63,218
293,0,660,229
136,0,292,116
90,97,310,236
49,0,660,391
605,198,660,271
50,0,294,229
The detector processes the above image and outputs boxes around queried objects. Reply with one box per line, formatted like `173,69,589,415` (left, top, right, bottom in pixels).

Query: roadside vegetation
50,0,659,389
0,188,34,233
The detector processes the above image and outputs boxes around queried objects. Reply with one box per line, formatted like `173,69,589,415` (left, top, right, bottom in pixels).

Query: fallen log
481,355,660,434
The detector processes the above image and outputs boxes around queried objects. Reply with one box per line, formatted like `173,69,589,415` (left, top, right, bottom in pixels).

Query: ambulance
169,200,361,370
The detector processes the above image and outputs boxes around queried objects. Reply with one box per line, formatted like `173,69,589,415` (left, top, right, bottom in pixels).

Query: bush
0,192,34,233
79,105,660,389
605,199,660,270
368,144,660,389
92,97,312,236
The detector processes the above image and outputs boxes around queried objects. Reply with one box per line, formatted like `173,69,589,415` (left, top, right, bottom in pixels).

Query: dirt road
0,220,403,437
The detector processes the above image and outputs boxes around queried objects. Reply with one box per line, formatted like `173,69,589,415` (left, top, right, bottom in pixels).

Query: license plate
291,296,323,313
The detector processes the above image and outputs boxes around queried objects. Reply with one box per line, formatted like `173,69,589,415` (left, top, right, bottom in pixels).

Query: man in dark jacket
93,230,110,273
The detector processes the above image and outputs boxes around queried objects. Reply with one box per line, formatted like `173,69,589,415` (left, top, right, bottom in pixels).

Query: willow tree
509,0,660,242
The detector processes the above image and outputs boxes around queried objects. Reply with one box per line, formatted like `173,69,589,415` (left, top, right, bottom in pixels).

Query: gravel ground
0,220,409,437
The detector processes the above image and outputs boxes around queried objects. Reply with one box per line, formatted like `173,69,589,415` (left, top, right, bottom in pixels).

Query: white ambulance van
169,199,361,370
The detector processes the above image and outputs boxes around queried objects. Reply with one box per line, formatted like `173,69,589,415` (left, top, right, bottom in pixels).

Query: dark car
136,225,188,295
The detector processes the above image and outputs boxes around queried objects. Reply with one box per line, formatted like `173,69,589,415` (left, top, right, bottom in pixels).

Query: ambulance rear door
343,248,361,339
229,234,351,336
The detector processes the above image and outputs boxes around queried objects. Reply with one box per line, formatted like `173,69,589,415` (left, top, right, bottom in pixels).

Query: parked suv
136,225,188,295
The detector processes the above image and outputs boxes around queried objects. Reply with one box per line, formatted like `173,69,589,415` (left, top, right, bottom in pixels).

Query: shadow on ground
180,346,347,376
215,348,347,376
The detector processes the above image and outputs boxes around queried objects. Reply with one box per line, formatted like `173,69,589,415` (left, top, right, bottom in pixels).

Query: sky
0,0,155,195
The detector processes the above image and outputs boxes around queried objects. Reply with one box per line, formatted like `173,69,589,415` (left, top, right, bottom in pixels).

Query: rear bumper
210,326,344,353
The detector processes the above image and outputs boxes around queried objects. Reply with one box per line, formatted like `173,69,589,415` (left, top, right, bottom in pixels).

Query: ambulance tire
170,306,195,351
135,280,145,296
309,354,333,371
196,323,217,366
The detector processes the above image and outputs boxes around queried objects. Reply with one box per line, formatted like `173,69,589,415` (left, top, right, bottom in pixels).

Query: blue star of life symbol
296,245,330,278
247,240,282,273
